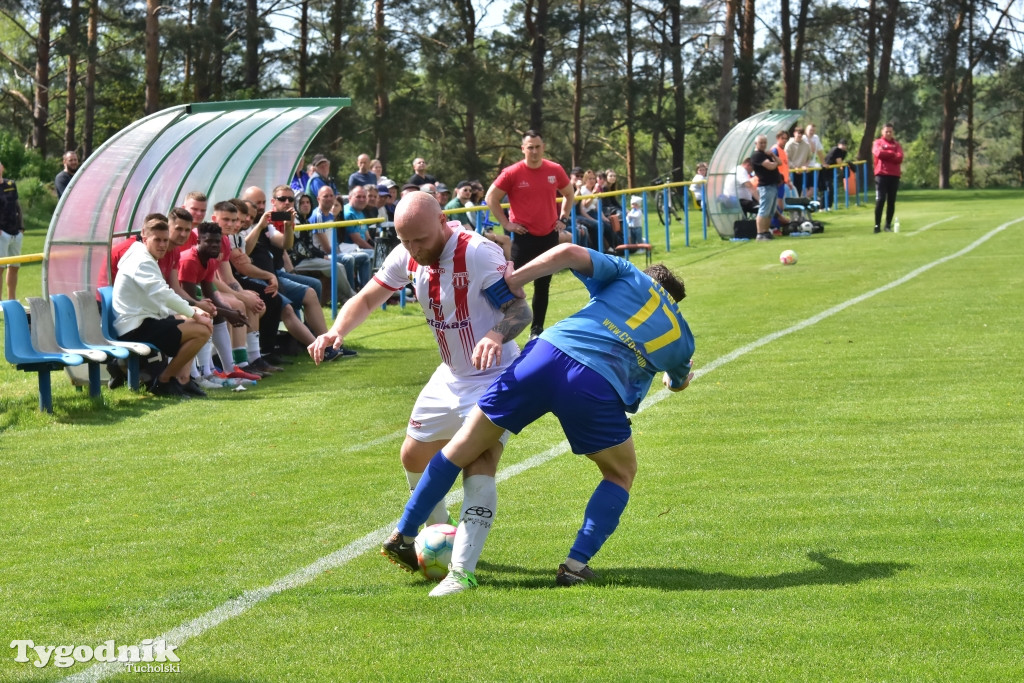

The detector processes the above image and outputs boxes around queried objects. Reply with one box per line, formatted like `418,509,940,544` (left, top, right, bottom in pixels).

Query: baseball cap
401,183,420,192
311,154,329,166
435,183,449,193
455,180,472,189
376,183,391,197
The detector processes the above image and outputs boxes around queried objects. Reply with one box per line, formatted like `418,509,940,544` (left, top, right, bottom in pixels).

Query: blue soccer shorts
478,338,632,455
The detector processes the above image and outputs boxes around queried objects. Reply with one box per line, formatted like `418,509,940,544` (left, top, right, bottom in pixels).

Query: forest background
1,0,1022,202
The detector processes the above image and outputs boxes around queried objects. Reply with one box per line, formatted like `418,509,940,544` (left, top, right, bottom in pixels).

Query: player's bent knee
464,444,502,478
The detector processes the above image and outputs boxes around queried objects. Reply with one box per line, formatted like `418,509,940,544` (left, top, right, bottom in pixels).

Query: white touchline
63,217,1021,683
907,215,958,236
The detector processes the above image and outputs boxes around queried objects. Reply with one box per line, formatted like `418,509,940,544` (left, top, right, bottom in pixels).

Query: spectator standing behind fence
407,158,436,187
821,139,848,208
0,161,24,301
804,124,826,198
306,155,337,199
290,156,310,195
55,151,79,199
751,135,782,241
690,162,707,207
784,127,812,196
872,123,904,233
348,154,378,190
486,129,575,339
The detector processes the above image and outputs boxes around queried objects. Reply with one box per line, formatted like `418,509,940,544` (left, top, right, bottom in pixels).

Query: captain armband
484,277,516,308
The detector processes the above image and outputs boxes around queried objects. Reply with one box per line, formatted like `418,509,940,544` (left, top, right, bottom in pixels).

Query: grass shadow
480,551,912,592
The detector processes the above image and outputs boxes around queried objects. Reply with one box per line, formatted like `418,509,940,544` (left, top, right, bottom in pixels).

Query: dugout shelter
43,98,351,300
704,109,804,239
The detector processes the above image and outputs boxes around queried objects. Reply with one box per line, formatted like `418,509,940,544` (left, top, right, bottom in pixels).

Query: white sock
197,339,214,376
190,358,201,379
405,469,451,527
450,474,496,573
211,322,233,371
246,331,261,361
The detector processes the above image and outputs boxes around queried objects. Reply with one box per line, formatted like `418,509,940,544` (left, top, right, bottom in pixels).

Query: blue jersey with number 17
540,250,695,413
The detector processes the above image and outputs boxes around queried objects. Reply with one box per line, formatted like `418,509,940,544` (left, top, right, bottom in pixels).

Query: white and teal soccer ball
779,249,798,265
415,523,456,580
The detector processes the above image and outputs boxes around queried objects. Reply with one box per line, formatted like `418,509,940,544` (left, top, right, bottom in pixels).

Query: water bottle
893,217,900,233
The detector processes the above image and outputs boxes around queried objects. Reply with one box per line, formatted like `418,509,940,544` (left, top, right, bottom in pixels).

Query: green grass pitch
1,189,1022,680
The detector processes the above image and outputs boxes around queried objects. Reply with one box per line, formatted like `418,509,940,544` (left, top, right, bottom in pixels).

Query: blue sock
568,480,630,565
397,452,461,537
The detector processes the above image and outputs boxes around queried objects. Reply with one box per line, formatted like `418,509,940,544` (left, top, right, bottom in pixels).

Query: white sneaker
197,377,225,390
428,567,478,597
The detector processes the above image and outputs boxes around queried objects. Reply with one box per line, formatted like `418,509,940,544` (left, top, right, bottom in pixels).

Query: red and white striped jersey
374,230,516,379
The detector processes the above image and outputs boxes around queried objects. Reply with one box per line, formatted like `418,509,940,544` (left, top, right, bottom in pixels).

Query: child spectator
626,196,644,244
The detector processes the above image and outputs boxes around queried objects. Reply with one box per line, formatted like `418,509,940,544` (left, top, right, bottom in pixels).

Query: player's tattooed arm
492,297,532,343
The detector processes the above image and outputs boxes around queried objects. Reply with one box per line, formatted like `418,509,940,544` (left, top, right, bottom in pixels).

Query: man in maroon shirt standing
485,130,575,338
872,123,904,233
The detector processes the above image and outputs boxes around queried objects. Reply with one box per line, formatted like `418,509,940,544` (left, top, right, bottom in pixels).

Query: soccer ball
414,523,456,580
779,249,798,265
801,220,814,233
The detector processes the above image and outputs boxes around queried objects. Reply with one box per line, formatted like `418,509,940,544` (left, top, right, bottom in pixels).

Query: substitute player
308,192,532,593
383,243,695,593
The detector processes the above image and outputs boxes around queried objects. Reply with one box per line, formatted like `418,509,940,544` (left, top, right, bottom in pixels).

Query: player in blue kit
383,243,696,593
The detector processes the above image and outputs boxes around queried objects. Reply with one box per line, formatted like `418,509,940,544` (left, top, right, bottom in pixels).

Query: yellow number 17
624,287,681,354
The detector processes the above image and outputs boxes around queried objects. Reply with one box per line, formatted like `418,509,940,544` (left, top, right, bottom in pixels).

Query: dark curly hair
643,263,686,302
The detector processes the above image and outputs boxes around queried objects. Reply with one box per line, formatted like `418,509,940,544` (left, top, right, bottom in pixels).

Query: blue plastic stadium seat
97,286,159,391
2,299,85,413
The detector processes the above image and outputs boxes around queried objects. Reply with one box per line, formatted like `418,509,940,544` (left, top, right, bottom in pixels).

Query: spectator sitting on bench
112,217,213,397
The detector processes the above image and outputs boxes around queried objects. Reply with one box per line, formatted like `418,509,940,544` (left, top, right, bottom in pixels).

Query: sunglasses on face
274,196,295,202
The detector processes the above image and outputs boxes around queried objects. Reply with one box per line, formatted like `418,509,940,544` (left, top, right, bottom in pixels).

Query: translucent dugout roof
705,109,804,239
43,98,350,298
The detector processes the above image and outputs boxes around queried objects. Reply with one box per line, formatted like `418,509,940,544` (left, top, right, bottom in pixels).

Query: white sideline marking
340,428,406,454
63,217,1020,682
907,215,958,236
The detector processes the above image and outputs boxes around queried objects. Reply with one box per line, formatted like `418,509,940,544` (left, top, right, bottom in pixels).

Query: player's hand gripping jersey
375,229,519,378
541,250,695,412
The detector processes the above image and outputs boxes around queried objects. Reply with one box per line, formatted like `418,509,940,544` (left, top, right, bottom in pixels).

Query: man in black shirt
0,160,24,300
55,151,79,198
821,139,849,209
750,135,782,241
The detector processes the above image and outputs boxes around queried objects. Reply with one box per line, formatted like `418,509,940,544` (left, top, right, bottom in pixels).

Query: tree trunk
624,0,637,187
781,0,810,109
780,0,793,109
669,0,684,180
717,0,737,139
572,0,586,167
83,0,98,157
33,0,53,155
210,0,224,101
965,5,973,188
938,4,966,189
244,0,259,92
298,0,309,96
331,0,343,95
373,0,389,165
736,0,756,121
526,0,549,133
858,0,899,165
64,0,80,153
452,0,480,178
144,0,160,115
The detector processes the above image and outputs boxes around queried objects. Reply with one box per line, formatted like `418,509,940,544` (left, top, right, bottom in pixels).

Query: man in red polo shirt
485,130,575,338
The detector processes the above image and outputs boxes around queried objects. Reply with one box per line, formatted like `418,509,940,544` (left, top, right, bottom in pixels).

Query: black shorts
121,316,183,356
511,229,559,269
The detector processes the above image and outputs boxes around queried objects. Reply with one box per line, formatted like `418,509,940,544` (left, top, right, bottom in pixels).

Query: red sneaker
226,365,261,381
